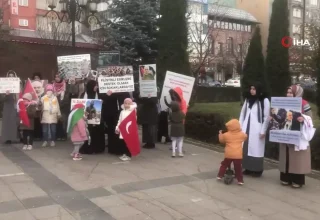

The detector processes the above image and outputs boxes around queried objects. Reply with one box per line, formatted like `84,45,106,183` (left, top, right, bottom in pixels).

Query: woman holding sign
1,71,20,144
239,83,270,177
278,85,313,188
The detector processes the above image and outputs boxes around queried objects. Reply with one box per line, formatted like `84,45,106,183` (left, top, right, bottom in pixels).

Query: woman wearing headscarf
79,79,106,154
278,85,313,188
100,90,130,155
239,83,270,177
1,70,20,144
31,72,43,140
53,73,68,140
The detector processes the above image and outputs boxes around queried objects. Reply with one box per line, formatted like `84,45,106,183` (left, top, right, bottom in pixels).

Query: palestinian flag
67,103,85,136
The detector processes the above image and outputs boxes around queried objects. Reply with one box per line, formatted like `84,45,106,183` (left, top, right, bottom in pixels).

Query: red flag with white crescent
118,110,140,156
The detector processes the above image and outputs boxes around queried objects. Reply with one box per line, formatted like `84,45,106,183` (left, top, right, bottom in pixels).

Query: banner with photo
0,77,20,93
57,54,91,80
269,97,302,146
97,66,134,93
98,51,120,67
139,64,157,97
71,99,102,125
160,71,195,111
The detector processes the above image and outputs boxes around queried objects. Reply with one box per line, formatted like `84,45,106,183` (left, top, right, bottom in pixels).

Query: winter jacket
116,103,137,139
169,101,185,137
40,95,61,124
20,104,37,130
71,118,88,143
219,119,247,159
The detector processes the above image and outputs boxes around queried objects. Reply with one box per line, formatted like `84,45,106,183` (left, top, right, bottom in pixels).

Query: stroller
224,165,235,185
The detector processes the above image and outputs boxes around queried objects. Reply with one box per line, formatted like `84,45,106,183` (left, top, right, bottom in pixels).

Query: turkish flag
23,79,38,101
18,100,30,128
118,110,141,156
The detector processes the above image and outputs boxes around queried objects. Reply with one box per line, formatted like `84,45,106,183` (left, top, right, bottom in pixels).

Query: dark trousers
22,130,34,145
118,139,131,157
218,158,243,182
157,111,170,142
280,146,305,185
105,115,121,154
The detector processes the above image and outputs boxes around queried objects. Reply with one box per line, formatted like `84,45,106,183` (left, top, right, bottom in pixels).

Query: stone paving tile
102,204,143,219
81,187,112,199
0,200,25,214
38,213,76,220
78,208,116,220
0,184,17,203
0,209,36,220
8,181,48,200
117,213,154,220
20,195,56,209
1,174,33,184
90,195,127,208
28,204,70,219
169,202,214,218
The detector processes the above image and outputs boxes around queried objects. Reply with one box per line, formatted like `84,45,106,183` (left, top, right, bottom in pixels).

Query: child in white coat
115,98,137,161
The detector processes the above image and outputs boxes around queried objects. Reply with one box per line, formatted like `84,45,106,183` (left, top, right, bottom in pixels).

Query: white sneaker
122,155,131,161
172,152,176,158
42,141,48,147
50,141,55,147
22,145,28,150
179,152,184,157
73,154,82,161
27,145,33,150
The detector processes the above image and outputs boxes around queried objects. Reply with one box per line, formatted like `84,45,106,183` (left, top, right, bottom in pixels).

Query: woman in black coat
100,91,130,155
80,80,106,154
137,95,158,149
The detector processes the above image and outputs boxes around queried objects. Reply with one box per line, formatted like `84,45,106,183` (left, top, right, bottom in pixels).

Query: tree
242,26,265,95
157,0,191,83
106,0,159,65
36,14,72,46
265,0,291,97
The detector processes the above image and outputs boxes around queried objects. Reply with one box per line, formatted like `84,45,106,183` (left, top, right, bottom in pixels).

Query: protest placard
97,66,134,93
160,71,195,111
98,51,120,66
57,54,91,79
0,77,20,93
71,99,102,125
269,97,302,145
139,64,157,97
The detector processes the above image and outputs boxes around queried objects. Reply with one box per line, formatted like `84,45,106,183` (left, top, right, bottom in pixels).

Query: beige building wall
236,0,272,56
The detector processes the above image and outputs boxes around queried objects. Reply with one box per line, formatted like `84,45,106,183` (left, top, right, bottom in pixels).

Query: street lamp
44,0,100,49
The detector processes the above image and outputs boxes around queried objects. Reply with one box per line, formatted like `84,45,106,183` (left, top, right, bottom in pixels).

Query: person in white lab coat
239,83,270,177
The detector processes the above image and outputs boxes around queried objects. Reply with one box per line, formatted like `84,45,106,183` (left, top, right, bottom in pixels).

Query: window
202,3,208,14
224,22,228,29
293,8,302,17
236,24,241,31
292,24,300,33
19,0,28,6
218,43,223,55
202,23,208,34
237,44,243,54
211,40,215,54
227,37,233,54
248,25,251,32
221,21,225,29
19,19,28,26
310,0,318,6
232,23,236,30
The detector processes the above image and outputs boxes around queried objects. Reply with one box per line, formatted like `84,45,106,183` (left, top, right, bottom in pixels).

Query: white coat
239,98,270,157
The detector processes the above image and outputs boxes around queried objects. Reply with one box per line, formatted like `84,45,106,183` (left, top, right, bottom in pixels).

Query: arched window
227,37,233,54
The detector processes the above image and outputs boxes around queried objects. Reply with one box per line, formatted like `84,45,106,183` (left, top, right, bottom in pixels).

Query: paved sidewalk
1,141,320,220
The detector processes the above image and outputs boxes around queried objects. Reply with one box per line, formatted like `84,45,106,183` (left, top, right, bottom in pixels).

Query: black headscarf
32,72,42,80
86,80,97,99
245,82,266,123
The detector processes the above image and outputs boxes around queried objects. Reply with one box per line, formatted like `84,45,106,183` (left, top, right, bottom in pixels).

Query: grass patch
189,102,320,127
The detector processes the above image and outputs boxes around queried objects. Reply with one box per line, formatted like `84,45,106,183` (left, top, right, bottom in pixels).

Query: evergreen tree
105,0,159,64
265,0,291,96
242,26,266,95
157,0,191,84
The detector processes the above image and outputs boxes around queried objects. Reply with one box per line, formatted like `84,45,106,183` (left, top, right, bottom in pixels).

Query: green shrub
195,87,241,103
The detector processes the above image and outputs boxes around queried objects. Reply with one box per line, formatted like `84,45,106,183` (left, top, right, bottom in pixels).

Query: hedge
195,86,316,104
185,111,320,170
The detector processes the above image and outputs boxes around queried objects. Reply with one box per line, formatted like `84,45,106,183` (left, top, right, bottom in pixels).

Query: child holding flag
67,104,90,161
115,98,138,161
17,93,37,150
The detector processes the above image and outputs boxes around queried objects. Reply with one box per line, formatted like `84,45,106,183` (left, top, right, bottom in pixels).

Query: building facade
188,0,257,82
